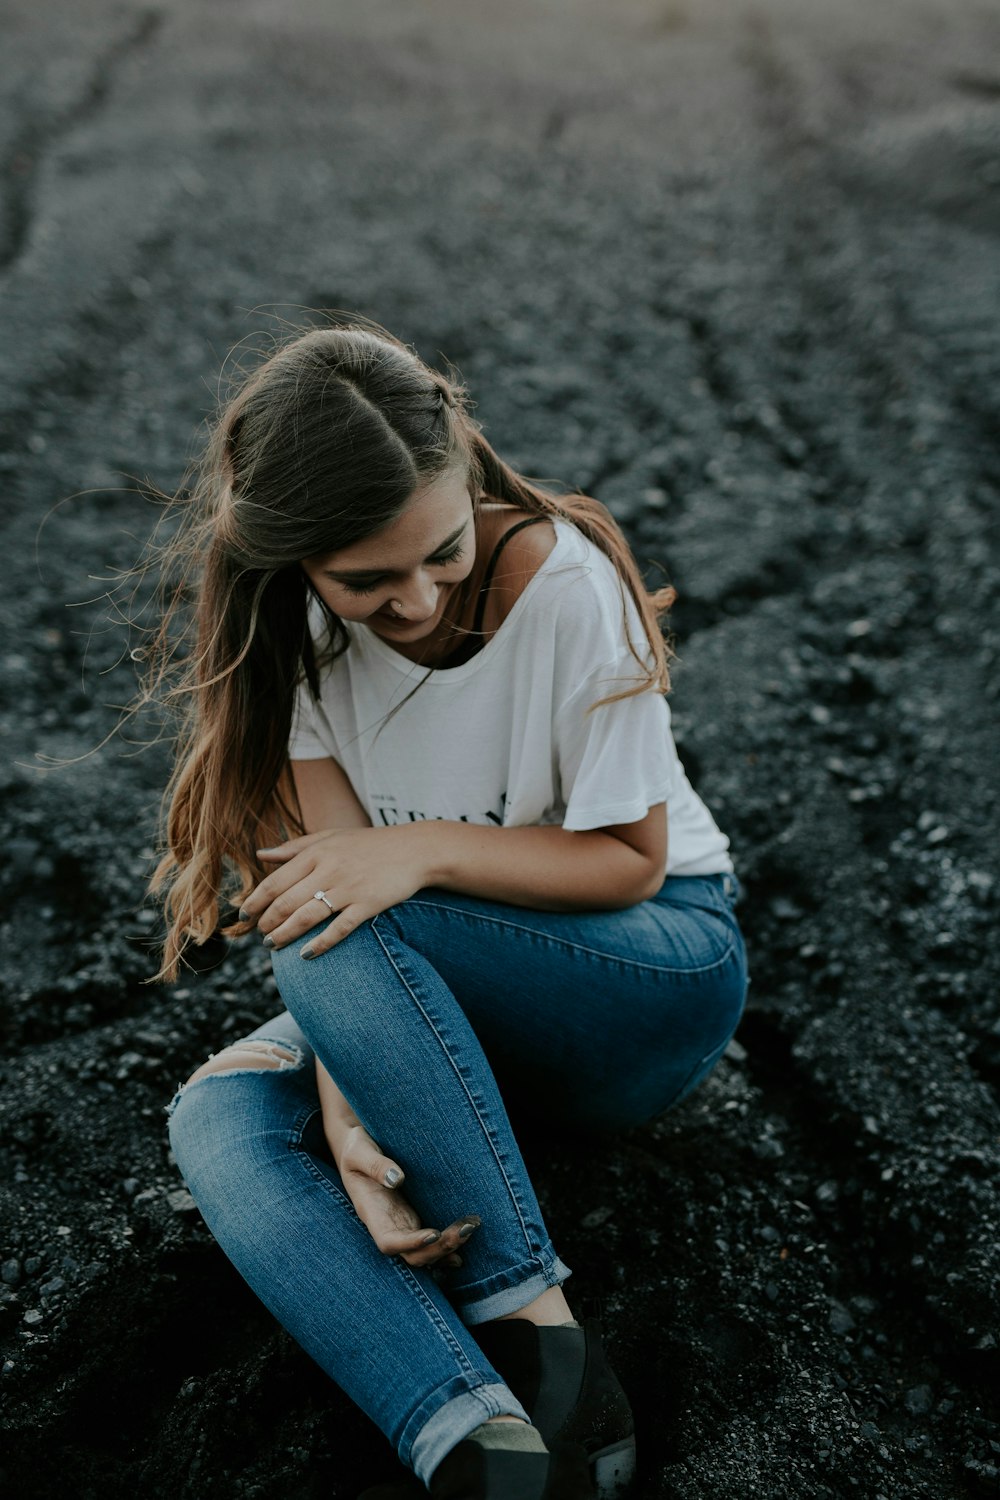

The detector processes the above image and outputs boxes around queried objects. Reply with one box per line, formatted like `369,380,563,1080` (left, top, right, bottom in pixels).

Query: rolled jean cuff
451,1250,574,1326
407,1381,530,1486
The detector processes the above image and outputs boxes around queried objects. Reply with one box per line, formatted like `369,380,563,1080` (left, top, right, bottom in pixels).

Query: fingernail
257,847,279,855
300,946,315,960
458,1222,478,1240
238,907,249,922
421,1231,441,1245
262,935,274,950
384,1167,403,1187
446,1253,463,1268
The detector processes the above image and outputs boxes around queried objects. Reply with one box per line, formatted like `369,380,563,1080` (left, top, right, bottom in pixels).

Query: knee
181,1039,300,1089
269,917,378,1014
165,1038,304,1168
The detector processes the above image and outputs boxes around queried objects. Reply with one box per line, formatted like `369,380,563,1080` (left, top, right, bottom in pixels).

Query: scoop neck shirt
289,519,733,877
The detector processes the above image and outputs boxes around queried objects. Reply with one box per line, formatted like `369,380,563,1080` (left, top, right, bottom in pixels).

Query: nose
394,572,440,620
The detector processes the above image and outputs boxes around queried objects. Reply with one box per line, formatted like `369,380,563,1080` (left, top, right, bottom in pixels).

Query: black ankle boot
472,1319,635,1499
357,1320,633,1500
429,1438,594,1499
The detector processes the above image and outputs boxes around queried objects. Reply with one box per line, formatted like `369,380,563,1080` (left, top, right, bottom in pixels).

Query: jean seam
371,915,542,1260
405,896,738,976
288,1121,486,1380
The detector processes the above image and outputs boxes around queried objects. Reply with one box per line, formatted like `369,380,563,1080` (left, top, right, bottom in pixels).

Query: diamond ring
314,890,336,913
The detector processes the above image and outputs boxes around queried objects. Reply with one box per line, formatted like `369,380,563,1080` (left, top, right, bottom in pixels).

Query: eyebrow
323,520,470,581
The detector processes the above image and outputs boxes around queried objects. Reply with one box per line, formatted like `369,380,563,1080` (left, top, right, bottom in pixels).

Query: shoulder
477,507,558,627
475,508,640,660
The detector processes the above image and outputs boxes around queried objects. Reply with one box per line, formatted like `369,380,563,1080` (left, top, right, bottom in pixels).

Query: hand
336,1124,481,1272
241,826,433,957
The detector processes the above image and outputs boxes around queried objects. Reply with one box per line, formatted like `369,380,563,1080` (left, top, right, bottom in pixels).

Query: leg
380,872,749,1136
270,922,575,1328
269,875,745,1328
165,1016,530,1486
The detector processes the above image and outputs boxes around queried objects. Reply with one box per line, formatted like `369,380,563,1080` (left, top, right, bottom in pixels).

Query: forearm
315,1057,362,1162
412,819,664,910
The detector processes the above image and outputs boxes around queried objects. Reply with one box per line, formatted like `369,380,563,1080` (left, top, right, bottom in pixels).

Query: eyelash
340,542,466,596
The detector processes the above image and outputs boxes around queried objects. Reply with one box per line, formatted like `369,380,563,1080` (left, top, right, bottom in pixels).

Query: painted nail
257,847,279,856
261,935,274,950
458,1222,478,1240
384,1167,403,1187
421,1231,441,1246
238,907,249,922
445,1253,463,1268
300,945,316,960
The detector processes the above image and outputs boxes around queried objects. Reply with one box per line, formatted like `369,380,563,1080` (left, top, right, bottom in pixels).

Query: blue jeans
166,873,747,1486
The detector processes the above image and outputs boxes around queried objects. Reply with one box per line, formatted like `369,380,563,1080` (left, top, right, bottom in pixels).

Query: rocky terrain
1,0,998,1495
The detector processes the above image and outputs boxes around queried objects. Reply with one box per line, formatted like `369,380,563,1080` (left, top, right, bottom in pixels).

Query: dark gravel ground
1,1,998,1495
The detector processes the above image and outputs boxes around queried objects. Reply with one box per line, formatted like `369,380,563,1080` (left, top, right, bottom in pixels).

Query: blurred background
1,1,998,1495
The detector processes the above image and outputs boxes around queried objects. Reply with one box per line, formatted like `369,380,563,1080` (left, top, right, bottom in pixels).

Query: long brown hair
141,318,675,980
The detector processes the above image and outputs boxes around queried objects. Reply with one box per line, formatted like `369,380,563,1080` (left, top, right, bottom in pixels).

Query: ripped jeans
166,873,747,1486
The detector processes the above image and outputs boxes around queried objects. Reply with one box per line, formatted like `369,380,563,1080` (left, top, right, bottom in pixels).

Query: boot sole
591,1434,636,1499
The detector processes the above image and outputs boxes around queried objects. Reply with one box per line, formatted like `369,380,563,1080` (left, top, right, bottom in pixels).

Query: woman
158,320,748,1500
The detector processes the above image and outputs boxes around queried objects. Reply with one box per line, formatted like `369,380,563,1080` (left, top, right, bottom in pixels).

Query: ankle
493,1285,574,1327
462,1419,547,1454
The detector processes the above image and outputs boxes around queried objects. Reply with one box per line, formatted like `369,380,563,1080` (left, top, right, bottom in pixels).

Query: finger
369,1151,405,1190
377,1225,447,1258
399,1239,465,1270
256,831,328,861
241,861,318,924
411,1215,481,1260
300,906,368,959
258,880,337,946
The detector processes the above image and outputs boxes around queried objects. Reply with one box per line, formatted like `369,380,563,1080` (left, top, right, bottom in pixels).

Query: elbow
607,853,666,908
634,859,667,904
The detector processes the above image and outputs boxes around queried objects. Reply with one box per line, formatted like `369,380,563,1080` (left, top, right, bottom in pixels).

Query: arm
291,755,371,833
246,800,667,960
411,804,667,911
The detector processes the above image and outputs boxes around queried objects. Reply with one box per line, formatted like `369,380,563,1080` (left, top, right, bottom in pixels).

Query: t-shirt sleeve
287,677,335,760
555,663,682,830
545,543,681,829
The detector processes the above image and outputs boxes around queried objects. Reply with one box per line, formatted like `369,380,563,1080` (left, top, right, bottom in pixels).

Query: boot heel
591,1435,636,1499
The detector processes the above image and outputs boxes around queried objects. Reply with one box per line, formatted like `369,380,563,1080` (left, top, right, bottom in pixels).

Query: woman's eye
338,544,464,598
431,543,465,566
341,578,383,596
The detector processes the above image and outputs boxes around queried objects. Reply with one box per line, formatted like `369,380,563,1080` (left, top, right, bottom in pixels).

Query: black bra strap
472,516,550,635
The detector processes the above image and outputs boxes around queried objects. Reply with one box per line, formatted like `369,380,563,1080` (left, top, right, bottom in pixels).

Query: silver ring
314,890,336,913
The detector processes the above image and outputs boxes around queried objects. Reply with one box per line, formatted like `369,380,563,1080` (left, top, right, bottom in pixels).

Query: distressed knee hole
181,1039,301,1089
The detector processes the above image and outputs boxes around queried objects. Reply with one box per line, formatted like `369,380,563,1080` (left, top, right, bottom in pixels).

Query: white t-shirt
288,519,733,878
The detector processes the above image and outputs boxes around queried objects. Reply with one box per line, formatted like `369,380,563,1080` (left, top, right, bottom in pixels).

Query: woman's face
301,470,477,644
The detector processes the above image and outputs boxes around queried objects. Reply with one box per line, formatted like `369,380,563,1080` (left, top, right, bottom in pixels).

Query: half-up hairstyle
141,318,674,979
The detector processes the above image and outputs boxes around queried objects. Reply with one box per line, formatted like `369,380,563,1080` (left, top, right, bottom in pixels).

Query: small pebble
581,1206,614,1229
905,1384,934,1415
829,1301,856,1335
